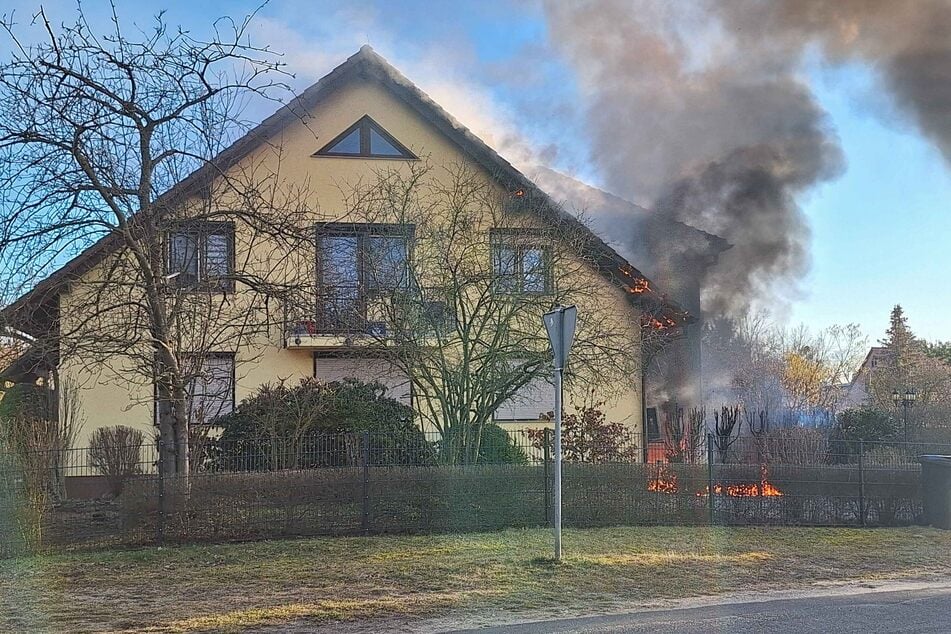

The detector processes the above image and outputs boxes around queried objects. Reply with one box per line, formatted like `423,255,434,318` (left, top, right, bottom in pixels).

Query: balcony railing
284,290,452,348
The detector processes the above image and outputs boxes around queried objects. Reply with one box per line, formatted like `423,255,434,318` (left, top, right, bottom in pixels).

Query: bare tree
685,406,706,463
745,408,769,464
704,315,866,416
0,6,314,474
662,404,686,463
713,405,741,462
703,314,785,412
287,162,650,464
776,323,867,413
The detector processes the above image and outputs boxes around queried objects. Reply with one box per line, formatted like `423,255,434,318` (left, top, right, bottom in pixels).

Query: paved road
451,586,951,633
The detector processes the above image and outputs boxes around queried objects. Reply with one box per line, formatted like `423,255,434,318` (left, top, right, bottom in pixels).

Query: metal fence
1,429,948,556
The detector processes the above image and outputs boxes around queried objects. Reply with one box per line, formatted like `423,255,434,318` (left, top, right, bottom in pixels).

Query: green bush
476,424,528,464
834,407,899,443
830,407,899,462
208,378,434,470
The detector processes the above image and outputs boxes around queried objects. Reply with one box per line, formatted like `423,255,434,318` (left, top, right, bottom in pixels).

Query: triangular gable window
314,115,417,159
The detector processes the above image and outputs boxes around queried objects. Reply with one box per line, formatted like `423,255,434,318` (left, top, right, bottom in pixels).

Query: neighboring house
837,347,889,411
1,47,690,451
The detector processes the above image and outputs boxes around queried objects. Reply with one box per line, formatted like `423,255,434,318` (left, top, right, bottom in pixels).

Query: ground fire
647,463,678,493
647,463,783,497
697,465,783,498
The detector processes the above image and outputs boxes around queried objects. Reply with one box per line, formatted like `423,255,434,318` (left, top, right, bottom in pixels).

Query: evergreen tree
880,305,927,384
871,305,951,418
926,341,951,366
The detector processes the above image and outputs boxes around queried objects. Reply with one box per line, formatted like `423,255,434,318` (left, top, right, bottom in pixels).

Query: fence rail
1,430,949,556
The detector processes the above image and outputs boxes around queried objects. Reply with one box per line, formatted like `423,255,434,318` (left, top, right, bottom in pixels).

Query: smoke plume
543,0,951,317
720,1,951,165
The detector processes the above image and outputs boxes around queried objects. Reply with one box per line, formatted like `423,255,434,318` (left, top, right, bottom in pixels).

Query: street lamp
891,388,917,442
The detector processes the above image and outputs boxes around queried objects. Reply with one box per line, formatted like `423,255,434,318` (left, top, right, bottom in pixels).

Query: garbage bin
919,455,951,530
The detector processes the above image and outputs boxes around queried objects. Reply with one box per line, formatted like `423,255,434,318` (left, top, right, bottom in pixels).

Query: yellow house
1,47,688,456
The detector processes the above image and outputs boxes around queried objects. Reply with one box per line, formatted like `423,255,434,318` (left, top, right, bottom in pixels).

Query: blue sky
4,0,949,344
793,62,951,343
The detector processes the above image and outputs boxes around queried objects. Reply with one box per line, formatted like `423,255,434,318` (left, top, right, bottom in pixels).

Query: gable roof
2,45,692,333
529,166,730,273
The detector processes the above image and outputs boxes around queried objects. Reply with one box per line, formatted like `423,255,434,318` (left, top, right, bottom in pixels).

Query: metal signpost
543,304,576,561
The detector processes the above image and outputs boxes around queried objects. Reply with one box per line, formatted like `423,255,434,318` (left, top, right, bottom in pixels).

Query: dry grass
2,526,951,632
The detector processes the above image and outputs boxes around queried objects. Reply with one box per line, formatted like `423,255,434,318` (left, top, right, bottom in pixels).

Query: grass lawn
2,526,950,633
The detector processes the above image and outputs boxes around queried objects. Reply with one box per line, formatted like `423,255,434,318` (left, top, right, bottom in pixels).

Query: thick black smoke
543,0,951,317
721,0,951,166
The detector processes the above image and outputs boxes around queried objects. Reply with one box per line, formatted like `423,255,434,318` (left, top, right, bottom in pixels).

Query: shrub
529,405,638,463
476,424,527,464
763,427,829,466
830,407,899,463
88,425,143,496
210,378,433,470
834,407,899,443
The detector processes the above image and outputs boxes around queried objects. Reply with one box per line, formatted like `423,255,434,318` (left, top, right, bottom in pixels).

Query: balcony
284,292,451,349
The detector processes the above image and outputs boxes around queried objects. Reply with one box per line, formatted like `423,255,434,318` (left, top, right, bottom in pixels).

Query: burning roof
1,46,695,334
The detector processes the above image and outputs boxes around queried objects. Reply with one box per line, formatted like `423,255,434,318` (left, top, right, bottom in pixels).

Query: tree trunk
156,393,178,476
155,361,190,476
469,420,484,465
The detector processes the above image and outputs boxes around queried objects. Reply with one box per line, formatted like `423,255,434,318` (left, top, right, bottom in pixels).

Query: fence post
544,427,552,525
156,440,165,546
361,430,370,535
706,433,715,526
858,439,866,528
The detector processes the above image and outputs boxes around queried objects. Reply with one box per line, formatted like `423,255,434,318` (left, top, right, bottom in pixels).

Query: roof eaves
2,45,691,328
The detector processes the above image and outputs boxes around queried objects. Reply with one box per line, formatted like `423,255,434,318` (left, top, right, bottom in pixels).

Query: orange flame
647,463,678,493
628,278,650,294
697,465,783,498
641,316,677,330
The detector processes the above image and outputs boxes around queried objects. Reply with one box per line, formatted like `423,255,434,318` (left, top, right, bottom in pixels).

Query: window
187,354,235,426
167,222,234,291
494,372,555,421
645,407,661,442
316,224,412,331
153,353,235,427
490,230,552,294
421,299,454,333
313,355,411,406
314,115,417,159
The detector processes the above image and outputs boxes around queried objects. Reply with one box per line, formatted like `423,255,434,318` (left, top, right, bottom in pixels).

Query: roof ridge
2,46,691,327
534,165,730,251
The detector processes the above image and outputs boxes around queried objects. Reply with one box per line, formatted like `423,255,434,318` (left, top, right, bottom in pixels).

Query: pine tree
872,305,951,414
880,305,926,383
926,341,951,367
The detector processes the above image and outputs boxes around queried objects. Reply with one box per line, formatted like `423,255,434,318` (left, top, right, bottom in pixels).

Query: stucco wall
58,74,644,448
